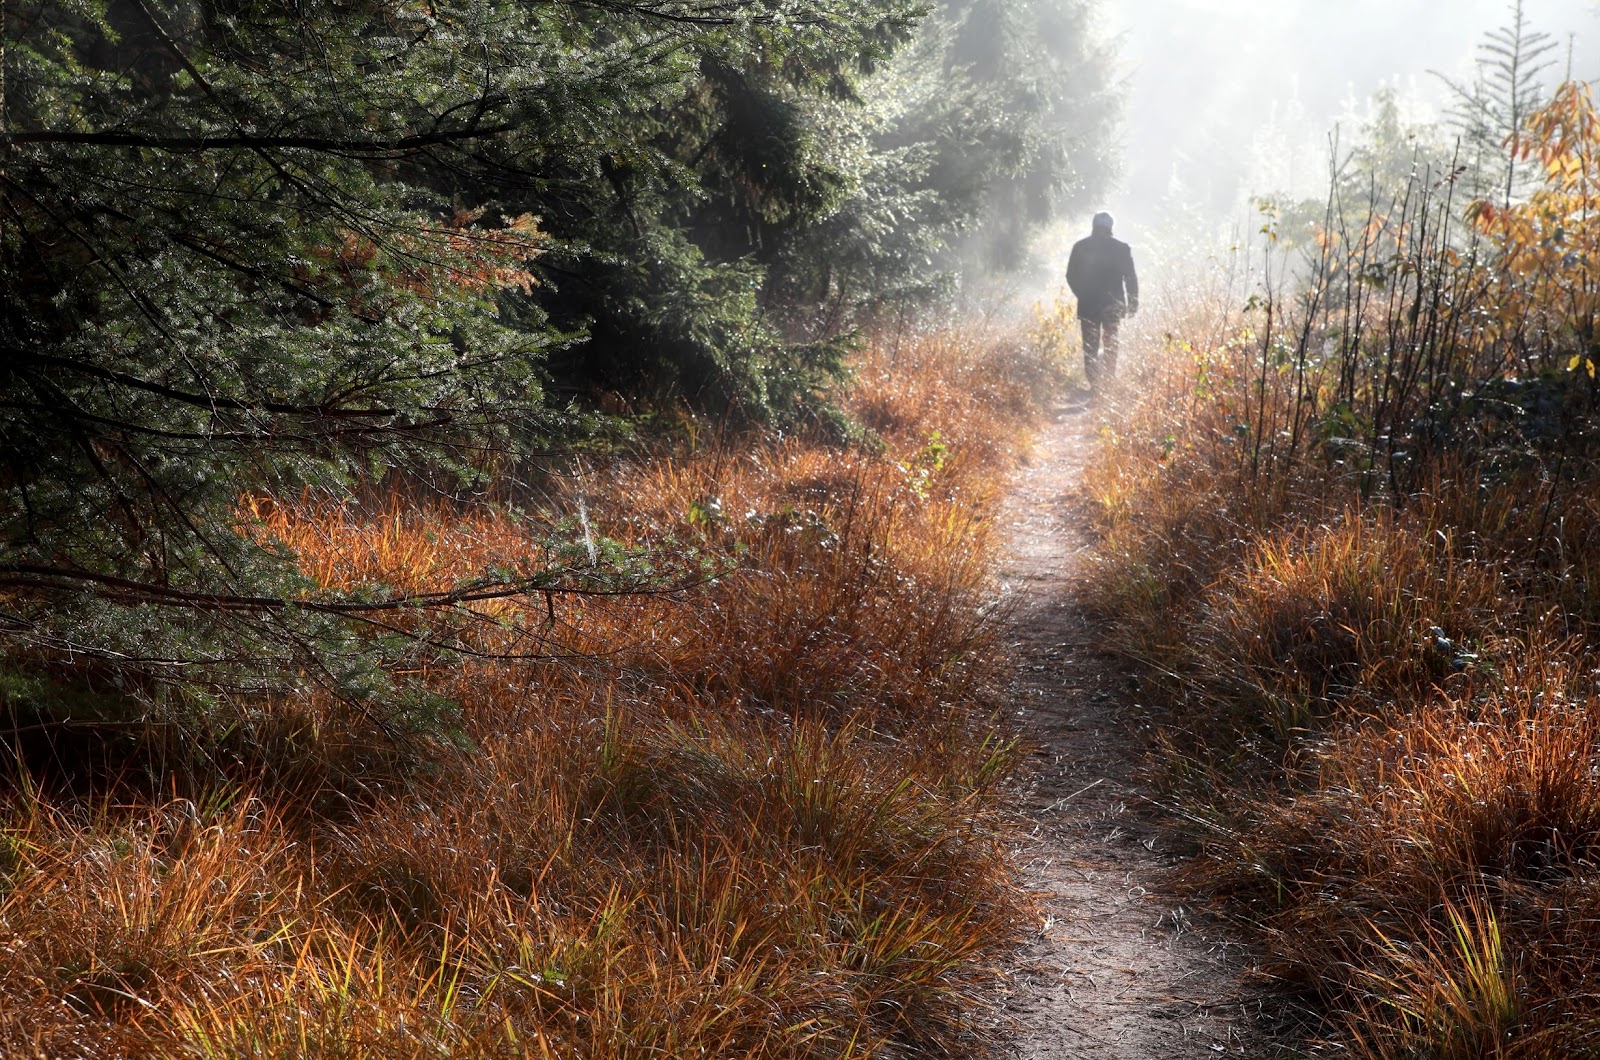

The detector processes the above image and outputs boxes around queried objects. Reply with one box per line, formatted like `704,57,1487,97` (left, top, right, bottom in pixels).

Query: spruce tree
1437,0,1559,206
0,0,919,734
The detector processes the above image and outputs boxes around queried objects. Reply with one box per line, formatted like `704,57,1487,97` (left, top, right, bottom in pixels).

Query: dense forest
0,1,1112,1054
2,0,1116,730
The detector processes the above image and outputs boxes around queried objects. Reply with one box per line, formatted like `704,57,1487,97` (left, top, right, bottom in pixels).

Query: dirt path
998,392,1262,1058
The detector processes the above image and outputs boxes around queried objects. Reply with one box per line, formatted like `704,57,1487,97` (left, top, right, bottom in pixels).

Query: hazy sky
1096,0,1600,251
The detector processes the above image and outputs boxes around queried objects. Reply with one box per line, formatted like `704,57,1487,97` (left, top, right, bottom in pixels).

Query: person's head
1091,210,1115,235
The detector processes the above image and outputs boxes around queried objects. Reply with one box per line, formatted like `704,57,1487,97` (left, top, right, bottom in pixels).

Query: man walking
1066,211,1139,391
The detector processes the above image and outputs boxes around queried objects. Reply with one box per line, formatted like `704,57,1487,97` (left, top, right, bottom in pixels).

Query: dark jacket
1066,232,1138,322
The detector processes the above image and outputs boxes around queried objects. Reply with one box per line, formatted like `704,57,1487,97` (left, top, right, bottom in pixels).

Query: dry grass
0,327,1056,1056
1082,269,1600,1054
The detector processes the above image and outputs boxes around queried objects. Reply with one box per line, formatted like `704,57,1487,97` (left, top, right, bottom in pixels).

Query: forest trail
999,392,1261,1058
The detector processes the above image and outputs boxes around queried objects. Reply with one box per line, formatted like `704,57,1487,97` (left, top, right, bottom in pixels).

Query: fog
1045,0,1600,286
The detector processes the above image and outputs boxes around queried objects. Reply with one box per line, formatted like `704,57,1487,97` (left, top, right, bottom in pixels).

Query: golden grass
0,326,1054,1057
1084,286,1600,1054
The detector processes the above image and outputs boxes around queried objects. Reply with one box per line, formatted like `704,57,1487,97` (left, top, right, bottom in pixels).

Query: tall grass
0,328,1056,1056
1086,83,1600,1054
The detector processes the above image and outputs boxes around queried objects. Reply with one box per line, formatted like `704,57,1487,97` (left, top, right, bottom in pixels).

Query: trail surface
999,392,1262,1058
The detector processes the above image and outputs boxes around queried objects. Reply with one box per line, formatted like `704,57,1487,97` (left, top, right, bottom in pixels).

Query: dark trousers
1080,305,1124,387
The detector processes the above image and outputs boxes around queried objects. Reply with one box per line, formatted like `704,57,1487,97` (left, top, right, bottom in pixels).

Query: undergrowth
0,328,1060,1057
1084,83,1600,1056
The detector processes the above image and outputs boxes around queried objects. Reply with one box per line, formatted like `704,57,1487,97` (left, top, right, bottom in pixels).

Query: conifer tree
1437,0,1559,206
0,0,1120,741
0,0,920,729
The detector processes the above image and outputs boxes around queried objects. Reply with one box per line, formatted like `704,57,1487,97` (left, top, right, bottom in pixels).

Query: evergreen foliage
0,0,1119,734
935,0,1119,273
762,0,1120,332
1436,0,1559,207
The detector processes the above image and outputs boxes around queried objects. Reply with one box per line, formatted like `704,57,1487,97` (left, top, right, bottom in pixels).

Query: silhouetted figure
1066,211,1139,391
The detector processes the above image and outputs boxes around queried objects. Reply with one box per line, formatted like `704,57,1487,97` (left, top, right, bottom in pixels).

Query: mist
1041,0,1600,286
